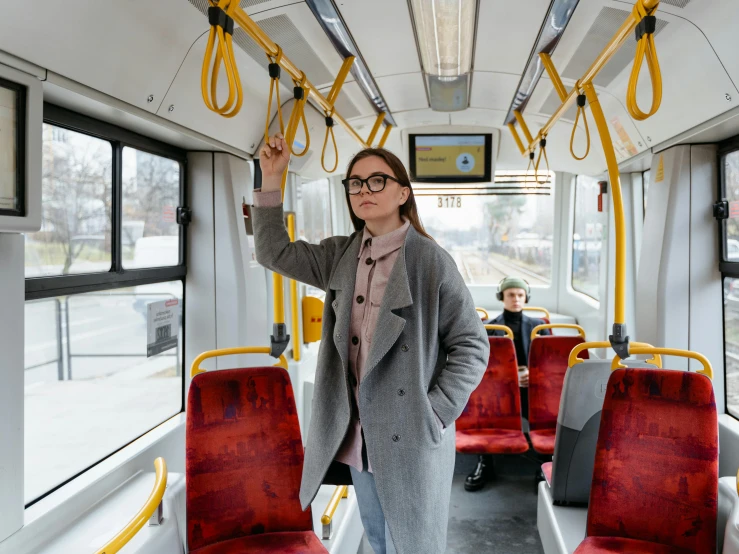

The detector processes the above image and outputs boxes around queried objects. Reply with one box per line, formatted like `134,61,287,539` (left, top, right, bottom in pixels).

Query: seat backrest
457,337,522,431
186,366,311,552
528,335,587,430
587,368,718,553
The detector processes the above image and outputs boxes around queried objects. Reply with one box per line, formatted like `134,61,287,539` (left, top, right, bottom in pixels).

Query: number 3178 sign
147,299,180,357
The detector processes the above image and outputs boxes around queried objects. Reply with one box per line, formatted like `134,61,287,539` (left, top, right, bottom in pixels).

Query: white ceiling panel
450,108,507,128
336,0,422,77
392,110,451,128
375,73,429,112
474,0,552,74
0,0,206,113
469,72,521,119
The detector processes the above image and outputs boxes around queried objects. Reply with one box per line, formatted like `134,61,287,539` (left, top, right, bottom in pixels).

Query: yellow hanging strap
570,91,591,161
286,73,310,157
201,1,243,118
526,151,535,179
264,46,285,142
627,0,662,120
321,110,339,173
534,137,550,185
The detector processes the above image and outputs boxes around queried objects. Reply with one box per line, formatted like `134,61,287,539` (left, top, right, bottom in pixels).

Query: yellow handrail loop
264,45,285,142
534,137,550,185
95,458,168,554
321,109,339,173
627,0,662,120
287,72,310,157
201,1,243,118
570,87,591,161
531,323,586,341
568,340,662,368
475,307,490,320
190,347,289,378
611,347,713,380
484,324,514,340
526,150,536,179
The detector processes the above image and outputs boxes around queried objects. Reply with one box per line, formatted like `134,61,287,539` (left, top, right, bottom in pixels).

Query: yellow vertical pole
378,124,393,148
287,213,300,361
507,123,525,155
327,57,355,107
539,53,568,102
367,112,386,146
582,82,625,325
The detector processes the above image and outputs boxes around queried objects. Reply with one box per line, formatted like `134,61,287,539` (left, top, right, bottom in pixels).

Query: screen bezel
408,133,492,183
0,77,26,218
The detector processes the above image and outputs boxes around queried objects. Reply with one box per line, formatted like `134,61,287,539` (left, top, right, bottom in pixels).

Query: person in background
465,276,551,492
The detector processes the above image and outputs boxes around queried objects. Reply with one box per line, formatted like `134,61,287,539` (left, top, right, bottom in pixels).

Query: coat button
366,257,374,265
357,295,365,304
398,389,405,396
352,336,359,345
336,332,342,340
401,344,409,352
392,434,400,442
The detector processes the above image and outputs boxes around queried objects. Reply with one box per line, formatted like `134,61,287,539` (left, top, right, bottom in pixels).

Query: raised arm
252,134,348,290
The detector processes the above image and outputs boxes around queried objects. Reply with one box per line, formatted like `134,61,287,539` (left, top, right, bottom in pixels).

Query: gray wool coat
252,204,489,554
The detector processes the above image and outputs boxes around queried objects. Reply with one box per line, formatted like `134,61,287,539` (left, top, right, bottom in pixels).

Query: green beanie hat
499,276,530,296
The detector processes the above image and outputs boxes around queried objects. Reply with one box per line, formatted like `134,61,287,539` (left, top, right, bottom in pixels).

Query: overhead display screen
409,134,492,183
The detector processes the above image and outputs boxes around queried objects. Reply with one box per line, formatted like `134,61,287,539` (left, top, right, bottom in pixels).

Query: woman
252,134,489,554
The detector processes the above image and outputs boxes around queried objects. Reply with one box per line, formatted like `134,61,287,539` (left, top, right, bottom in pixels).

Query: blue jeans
350,466,397,554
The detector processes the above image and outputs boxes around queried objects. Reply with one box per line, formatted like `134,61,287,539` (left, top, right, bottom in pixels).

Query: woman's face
348,156,410,224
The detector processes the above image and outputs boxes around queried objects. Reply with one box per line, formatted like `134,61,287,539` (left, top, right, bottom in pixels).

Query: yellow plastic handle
611,347,713,380
484,325,514,340
475,307,489,320
191,347,288,378
95,458,167,554
568,341,662,368
531,323,585,341
522,306,551,319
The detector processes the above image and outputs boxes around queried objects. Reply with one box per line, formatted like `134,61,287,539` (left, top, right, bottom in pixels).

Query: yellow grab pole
287,214,300,361
378,124,393,148
327,57,355,107
367,112,386,146
273,272,286,324
507,123,525,155
228,7,368,148
583,82,625,325
513,110,535,145
539,53,568,102
521,0,660,154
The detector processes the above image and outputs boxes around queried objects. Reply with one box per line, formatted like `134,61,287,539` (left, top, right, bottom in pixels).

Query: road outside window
572,175,607,301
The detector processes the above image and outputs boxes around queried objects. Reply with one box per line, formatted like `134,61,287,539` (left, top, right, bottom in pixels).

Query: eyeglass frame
341,173,403,195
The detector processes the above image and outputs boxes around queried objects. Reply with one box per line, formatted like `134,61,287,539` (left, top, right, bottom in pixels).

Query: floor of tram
357,453,545,553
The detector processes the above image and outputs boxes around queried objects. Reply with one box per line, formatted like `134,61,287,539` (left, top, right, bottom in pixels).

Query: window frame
571,175,604,302
24,105,188,507
0,76,27,218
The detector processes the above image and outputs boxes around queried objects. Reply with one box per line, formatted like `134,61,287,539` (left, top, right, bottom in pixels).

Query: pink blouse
253,190,441,473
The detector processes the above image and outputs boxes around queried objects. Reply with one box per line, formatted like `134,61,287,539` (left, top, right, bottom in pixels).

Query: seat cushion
455,428,529,454
529,428,556,454
541,462,552,486
190,531,329,554
574,536,693,553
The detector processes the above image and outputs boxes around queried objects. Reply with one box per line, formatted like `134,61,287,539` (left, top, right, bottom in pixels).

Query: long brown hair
344,148,433,240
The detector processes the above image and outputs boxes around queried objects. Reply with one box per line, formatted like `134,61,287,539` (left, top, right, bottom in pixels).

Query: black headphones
496,277,531,303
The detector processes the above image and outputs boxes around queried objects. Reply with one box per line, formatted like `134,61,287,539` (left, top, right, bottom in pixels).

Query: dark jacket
485,312,551,365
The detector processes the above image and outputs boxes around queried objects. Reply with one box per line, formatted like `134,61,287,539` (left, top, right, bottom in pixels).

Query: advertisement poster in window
147,298,180,357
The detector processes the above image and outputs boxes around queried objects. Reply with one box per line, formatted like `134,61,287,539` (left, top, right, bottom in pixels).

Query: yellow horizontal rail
95,458,167,554
475,307,489,320
568,341,662,368
321,485,348,525
191,347,288,378
484,324,514,340
206,0,370,149
531,323,585,341
522,306,551,319
612,347,713,380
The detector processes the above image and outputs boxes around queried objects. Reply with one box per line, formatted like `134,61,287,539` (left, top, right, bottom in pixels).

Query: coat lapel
329,234,362,369
363,228,416,378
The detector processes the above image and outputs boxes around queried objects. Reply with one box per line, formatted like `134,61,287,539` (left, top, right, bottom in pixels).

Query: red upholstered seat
574,537,693,554
528,335,587,454
541,462,552,487
190,531,328,554
577,368,718,554
186,367,327,554
456,337,528,455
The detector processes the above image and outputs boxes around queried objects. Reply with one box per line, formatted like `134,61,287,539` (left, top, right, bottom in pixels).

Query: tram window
122,148,182,269
414,172,555,286
643,169,651,217
723,151,739,262
24,124,113,277
298,178,332,244
572,175,607,301
24,282,183,503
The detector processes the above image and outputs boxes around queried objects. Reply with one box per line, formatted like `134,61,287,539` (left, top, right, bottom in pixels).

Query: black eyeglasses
341,174,401,195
